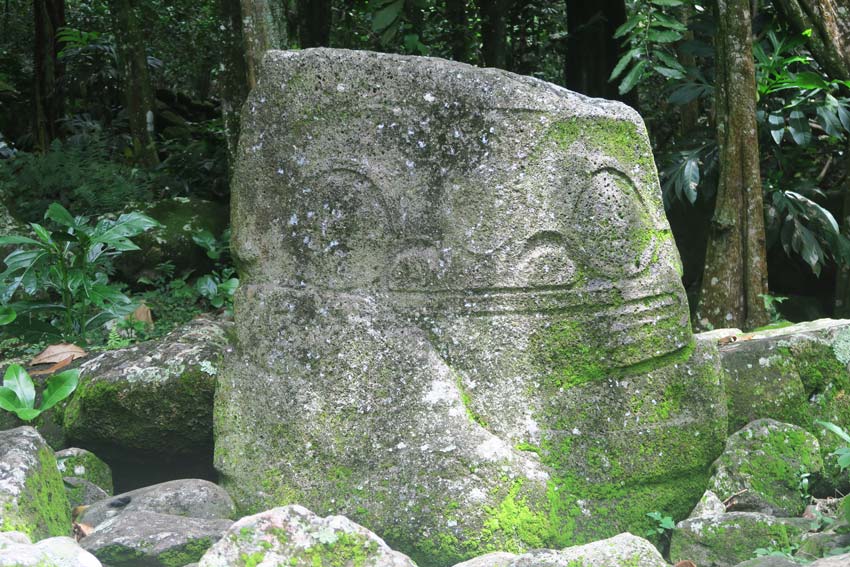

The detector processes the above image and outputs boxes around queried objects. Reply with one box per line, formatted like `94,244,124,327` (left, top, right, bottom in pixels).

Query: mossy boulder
0,427,71,539
218,48,728,566
55,448,113,496
198,505,416,567
62,478,108,510
452,533,667,567
0,532,101,567
80,511,231,567
63,317,230,459
77,479,235,529
708,419,822,517
114,196,228,282
713,319,850,487
669,512,812,567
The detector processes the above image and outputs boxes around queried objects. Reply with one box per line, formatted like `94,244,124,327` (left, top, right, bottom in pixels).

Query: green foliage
645,511,675,537
814,420,850,526
0,364,79,422
0,137,153,222
753,544,801,561
759,293,788,323
611,0,690,95
192,228,238,314
0,203,159,343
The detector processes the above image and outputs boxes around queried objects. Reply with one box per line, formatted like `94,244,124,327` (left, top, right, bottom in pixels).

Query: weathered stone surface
452,533,666,567
689,490,726,518
0,427,70,539
669,512,812,567
77,479,235,528
198,505,416,567
64,317,229,457
0,532,101,567
810,552,850,566
796,531,850,560
452,552,516,567
81,510,231,567
56,448,113,495
217,48,728,566
713,318,850,485
63,477,109,509
708,419,822,517
115,196,229,282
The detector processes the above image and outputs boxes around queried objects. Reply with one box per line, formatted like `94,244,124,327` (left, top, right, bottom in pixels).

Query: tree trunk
564,0,627,101
296,0,330,47
836,148,850,316
479,0,514,69
110,0,158,166
772,0,850,80
240,0,281,89
445,0,470,62
218,0,249,164
33,0,65,151
696,0,770,330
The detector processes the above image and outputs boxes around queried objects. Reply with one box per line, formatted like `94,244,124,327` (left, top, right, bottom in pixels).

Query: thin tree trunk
772,0,850,80
110,0,158,166
445,0,470,62
296,0,330,47
696,0,770,330
218,0,249,164
836,149,850,316
33,0,65,151
479,0,513,69
564,0,627,101
240,0,281,89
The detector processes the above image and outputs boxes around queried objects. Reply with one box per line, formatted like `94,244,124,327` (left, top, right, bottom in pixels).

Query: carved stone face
222,49,724,565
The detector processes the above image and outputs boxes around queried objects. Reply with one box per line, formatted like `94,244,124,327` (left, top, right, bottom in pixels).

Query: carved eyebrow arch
589,166,649,213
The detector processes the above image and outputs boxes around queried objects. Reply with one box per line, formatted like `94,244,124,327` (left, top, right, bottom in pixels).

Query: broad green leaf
650,0,684,5
29,223,56,250
619,59,648,95
0,306,16,325
219,278,240,295
0,387,21,413
45,203,76,228
613,14,642,39
683,158,700,203
3,364,35,409
92,212,158,245
788,110,812,145
39,369,79,412
13,408,41,421
647,29,683,43
653,50,686,72
196,275,218,299
654,66,685,79
0,235,43,247
652,13,687,32
790,71,828,90
815,420,850,444
372,0,403,32
768,113,785,145
610,49,640,81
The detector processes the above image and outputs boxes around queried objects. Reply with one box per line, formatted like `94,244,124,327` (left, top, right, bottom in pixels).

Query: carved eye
569,168,655,277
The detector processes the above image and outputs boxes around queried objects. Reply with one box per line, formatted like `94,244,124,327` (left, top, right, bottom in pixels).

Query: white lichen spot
200,360,217,376
423,92,436,103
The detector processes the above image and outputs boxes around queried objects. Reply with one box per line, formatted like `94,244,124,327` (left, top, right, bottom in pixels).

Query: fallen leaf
30,344,86,366
674,562,697,567
129,303,153,326
30,355,73,376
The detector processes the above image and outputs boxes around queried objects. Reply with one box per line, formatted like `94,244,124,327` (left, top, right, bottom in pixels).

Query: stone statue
216,48,727,567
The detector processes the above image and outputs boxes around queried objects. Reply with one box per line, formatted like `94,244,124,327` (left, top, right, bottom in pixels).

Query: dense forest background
3,0,850,350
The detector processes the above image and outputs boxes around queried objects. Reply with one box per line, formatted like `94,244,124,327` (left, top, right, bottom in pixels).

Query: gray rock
708,419,822,517
689,490,726,518
454,534,667,567
78,479,235,528
63,317,230,457
712,318,850,485
198,505,416,567
810,552,850,566
669,512,812,567
81,510,231,567
63,477,109,509
217,47,727,565
796,532,850,561
56,448,113,495
0,426,71,539
452,552,517,567
0,534,101,567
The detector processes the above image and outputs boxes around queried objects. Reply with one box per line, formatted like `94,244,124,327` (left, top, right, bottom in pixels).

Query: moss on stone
5,446,72,540
158,537,216,567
